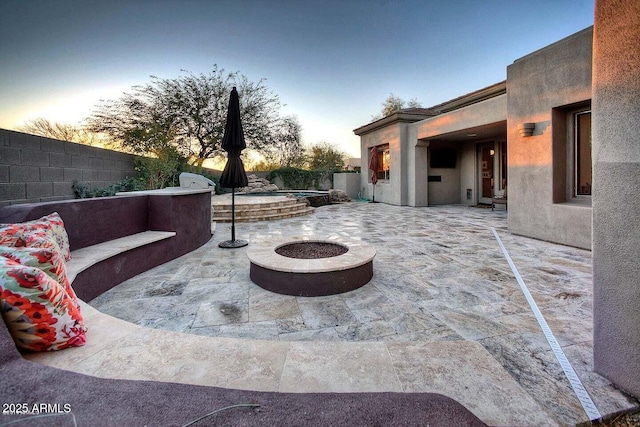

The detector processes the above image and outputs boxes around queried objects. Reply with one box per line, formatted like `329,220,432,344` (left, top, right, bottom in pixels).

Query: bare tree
371,93,423,121
381,93,405,117
19,118,99,145
86,65,282,165
307,142,346,171
263,115,305,167
406,98,422,109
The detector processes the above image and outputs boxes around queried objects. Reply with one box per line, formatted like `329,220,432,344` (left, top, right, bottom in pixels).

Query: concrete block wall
0,129,136,207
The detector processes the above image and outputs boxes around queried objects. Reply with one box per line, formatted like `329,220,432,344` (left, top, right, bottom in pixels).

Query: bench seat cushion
0,212,71,260
0,257,86,351
0,239,79,309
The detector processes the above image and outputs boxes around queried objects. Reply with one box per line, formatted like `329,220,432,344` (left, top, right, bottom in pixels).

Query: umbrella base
219,239,248,249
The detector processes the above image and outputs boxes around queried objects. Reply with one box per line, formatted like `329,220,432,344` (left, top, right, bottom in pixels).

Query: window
551,101,591,203
575,111,592,196
374,144,390,181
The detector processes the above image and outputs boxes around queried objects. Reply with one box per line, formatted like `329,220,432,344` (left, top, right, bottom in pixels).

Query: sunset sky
1,0,594,157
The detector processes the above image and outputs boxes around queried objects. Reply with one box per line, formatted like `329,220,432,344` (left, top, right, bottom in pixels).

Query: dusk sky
1,0,594,157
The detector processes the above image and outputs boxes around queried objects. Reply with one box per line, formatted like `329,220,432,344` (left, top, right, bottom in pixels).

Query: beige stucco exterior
411,92,507,208
355,84,508,209
355,28,593,250
507,27,593,249
592,0,640,398
356,111,434,206
354,2,640,400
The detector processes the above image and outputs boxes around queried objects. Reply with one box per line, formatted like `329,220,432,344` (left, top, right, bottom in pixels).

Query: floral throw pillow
0,256,86,352
0,212,71,260
0,240,80,310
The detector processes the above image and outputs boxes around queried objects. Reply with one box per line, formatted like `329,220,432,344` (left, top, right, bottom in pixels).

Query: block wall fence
0,129,138,208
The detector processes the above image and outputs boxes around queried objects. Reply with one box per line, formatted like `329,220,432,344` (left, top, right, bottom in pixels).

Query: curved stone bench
0,188,212,300
65,231,175,283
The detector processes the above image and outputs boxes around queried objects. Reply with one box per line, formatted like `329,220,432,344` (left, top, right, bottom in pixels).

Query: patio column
408,123,429,207
592,0,640,398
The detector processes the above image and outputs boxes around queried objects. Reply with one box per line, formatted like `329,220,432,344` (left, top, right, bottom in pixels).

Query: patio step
212,197,315,222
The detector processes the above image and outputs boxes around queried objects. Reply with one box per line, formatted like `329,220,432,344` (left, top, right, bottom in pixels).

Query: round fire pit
247,237,376,297
275,241,348,259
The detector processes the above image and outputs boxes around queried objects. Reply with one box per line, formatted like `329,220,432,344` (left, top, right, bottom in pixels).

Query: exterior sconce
489,149,495,156
517,122,535,137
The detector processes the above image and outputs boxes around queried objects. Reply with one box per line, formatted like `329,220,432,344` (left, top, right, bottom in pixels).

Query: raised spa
247,237,376,297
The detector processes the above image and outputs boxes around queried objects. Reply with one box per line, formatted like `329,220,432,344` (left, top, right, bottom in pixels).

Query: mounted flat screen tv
430,149,457,168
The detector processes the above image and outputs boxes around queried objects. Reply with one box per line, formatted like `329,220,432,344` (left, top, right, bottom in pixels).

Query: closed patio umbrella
368,147,378,203
218,87,249,248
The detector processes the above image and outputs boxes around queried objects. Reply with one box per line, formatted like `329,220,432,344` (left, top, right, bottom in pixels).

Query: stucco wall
460,143,477,206
360,123,406,205
506,28,593,249
409,95,507,208
0,129,136,207
415,95,507,140
592,0,640,398
333,173,361,199
426,141,462,205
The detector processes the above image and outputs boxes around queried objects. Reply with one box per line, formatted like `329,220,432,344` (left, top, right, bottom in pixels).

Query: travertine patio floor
87,202,636,425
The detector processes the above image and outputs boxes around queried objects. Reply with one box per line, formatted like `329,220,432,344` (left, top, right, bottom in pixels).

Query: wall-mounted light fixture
489,149,495,156
517,122,535,137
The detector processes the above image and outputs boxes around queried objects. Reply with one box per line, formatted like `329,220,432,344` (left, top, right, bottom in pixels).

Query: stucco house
355,27,592,250
355,3,640,401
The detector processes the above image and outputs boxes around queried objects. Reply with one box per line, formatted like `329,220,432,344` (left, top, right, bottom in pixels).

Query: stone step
213,197,314,222
211,193,317,222
214,206,315,222
214,201,309,217
214,197,300,212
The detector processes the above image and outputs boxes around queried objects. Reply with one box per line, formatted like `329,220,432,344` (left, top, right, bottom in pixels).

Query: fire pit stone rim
247,236,376,274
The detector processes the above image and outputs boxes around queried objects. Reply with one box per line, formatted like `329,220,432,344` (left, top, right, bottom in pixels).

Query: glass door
478,143,495,204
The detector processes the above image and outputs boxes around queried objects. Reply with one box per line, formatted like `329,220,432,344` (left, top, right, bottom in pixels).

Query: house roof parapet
427,81,506,114
354,81,506,136
353,109,437,136
511,26,592,65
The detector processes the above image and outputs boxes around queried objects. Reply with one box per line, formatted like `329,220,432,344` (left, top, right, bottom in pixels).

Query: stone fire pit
247,236,376,297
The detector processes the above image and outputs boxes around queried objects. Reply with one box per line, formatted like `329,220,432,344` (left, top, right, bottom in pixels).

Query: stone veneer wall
0,129,136,207
592,0,640,398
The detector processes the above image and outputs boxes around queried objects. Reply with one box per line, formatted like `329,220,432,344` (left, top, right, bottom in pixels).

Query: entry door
478,143,495,204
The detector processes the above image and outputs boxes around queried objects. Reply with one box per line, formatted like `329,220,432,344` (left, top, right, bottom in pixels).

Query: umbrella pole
219,187,248,248
231,188,236,242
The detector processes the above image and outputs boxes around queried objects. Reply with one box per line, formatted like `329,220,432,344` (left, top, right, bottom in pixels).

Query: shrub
134,155,182,190
71,180,93,199
72,178,144,199
267,167,334,190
